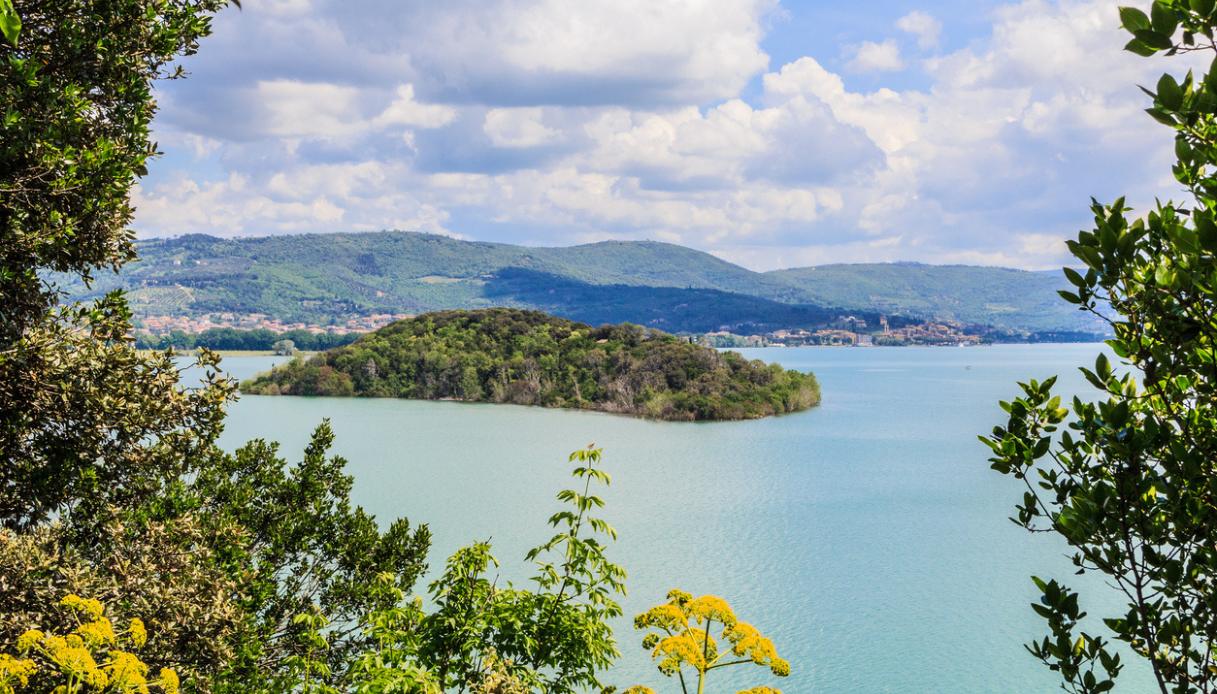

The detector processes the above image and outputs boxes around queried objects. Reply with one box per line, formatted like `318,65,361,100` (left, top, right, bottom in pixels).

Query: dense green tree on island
984,3,1217,692
242,309,821,421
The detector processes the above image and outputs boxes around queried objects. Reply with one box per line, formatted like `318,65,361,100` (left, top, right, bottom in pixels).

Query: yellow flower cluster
724,622,790,676
652,632,710,675
3,595,179,694
128,620,148,649
666,589,693,607
108,650,150,693
621,687,656,694
14,631,42,654
0,654,37,693
633,589,791,692
633,603,688,633
43,634,108,689
158,668,180,694
75,617,117,648
60,595,106,621
687,595,737,627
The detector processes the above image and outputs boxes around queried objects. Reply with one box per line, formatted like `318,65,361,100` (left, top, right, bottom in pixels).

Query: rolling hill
766,263,1082,334
56,231,1108,338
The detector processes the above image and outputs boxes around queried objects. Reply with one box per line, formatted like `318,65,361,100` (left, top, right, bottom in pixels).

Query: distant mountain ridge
58,230,1108,338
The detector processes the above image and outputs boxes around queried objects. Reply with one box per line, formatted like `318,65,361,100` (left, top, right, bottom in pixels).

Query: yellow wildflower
770,657,791,677
76,617,117,647
634,603,688,632
128,618,148,648
635,589,791,691
15,629,43,653
687,595,736,627
60,594,105,620
158,667,181,694
43,633,107,689
622,687,656,694
666,588,693,607
107,650,150,693
0,653,37,689
653,632,708,675
724,622,789,676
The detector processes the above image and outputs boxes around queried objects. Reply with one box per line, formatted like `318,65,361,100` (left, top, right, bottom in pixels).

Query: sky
135,0,1191,271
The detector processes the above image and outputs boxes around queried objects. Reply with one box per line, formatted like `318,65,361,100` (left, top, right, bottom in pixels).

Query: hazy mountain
766,263,1090,333
58,231,1106,337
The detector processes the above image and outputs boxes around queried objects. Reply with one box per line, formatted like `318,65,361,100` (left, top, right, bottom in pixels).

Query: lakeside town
698,315,986,347
135,311,990,347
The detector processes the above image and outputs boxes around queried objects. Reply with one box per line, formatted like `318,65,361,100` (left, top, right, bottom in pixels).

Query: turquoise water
212,345,1149,693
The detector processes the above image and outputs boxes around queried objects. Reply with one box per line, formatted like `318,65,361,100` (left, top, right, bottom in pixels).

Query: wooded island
241,308,820,421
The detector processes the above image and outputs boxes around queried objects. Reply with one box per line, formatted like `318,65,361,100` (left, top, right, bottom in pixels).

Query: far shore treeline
241,308,821,421
134,327,360,352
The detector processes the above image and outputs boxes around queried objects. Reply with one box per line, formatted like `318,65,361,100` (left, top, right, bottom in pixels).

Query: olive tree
983,2,1217,692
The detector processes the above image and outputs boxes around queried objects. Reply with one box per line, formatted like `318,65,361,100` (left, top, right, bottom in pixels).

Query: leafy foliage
415,446,626,693
0,4,434,692
0,0,237,530
982,3,1217,692
0,519,245,687
134,328,359,352
0,0,231,337
261,446,625,694
241,309,821,421
344,575,439,694
0,4,250,687
182,423,432,693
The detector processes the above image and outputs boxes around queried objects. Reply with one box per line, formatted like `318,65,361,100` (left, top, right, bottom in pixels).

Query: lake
211,344,1147,693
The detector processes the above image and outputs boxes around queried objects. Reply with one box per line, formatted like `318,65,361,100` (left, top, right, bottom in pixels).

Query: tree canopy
242,308,821,421
983,2,1217,692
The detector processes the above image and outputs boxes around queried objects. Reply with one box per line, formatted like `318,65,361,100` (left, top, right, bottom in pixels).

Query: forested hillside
58,230,1107,336
766,263,1079,333
242,309,821,421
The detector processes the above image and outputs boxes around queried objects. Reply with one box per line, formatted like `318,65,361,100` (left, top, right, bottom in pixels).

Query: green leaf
1134,29,1175,49
1124,38,1160,56
1151,1,1178,36
1119,6,1152,32
0,0,19,47
1155,263,1178,287
1063,267,1087,288
1158,73,1184,109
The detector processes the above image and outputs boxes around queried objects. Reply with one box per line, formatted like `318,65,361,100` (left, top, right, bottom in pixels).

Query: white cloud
134,164,452,237
374,85,457,129
483,108,560,148
847,40,904,73
135,0,1195,270
256,0,312,17
896,10,942,50
405,0,776,105
254,80,363,140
